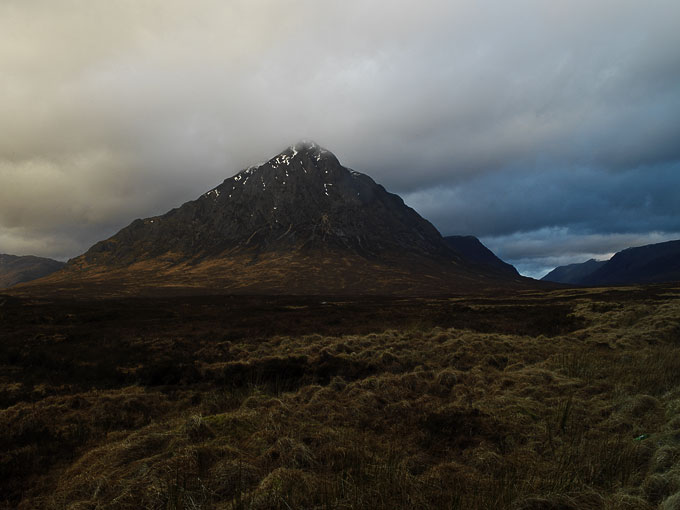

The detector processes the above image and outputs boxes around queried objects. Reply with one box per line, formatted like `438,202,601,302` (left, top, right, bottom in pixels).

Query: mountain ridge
542,240,680,286
541,259,607,285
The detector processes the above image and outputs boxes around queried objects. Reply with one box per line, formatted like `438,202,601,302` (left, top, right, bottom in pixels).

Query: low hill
0,254,65,289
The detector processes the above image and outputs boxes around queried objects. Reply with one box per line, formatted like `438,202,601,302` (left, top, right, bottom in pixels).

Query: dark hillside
443,235,519,278
0,254,64,289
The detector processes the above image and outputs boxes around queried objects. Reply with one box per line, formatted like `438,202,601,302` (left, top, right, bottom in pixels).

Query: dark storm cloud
1,0,679,269
403,162,680,277
403,162,680,238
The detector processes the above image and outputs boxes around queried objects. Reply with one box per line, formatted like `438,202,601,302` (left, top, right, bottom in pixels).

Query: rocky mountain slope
0,254,65,289
31,142,531,295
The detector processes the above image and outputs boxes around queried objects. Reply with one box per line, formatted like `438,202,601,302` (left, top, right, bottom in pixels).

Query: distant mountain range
0,254,65,289
27,141,528,295
542,240,680,285
540,259,607,285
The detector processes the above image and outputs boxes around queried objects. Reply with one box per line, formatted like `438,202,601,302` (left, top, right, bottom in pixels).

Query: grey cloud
402,161,680,277
1,0,679,264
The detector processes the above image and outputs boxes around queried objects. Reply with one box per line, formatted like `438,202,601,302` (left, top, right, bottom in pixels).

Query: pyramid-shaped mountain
82,142,453,264
40,142,529,295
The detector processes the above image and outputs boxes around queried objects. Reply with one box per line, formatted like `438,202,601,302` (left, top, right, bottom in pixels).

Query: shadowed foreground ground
1,285,680,509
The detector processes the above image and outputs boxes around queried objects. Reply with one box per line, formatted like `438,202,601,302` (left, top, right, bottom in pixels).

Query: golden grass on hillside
2,286,680,509
18,247,532,297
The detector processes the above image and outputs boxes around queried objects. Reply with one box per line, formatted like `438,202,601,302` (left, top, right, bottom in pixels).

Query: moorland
2,284,680,509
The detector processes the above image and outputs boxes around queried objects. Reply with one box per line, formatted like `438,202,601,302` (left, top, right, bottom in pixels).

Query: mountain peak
291,139,324,152
78,142,453,266
274,140,337,167
229,141,338,182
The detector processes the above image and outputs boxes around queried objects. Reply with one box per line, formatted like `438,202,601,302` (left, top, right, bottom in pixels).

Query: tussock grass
2,285,680,508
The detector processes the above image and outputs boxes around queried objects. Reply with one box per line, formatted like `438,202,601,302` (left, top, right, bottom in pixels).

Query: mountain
31,142,531,295
541,259,607,284
586,240,680,285
443,236,518,277
80,141,453,265
542,240,680,286
0,254,65,289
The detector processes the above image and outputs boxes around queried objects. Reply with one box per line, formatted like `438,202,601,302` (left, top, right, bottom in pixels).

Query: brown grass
1,284,680,508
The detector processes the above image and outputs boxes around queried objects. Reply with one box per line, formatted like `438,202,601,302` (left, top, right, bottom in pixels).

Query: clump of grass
660,492,680,510
554,352,594,380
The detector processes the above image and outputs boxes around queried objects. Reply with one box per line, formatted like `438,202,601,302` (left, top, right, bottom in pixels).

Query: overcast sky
1,0,679,278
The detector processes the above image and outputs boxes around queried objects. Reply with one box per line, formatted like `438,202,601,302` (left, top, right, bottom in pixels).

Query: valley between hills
2,143,680,509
